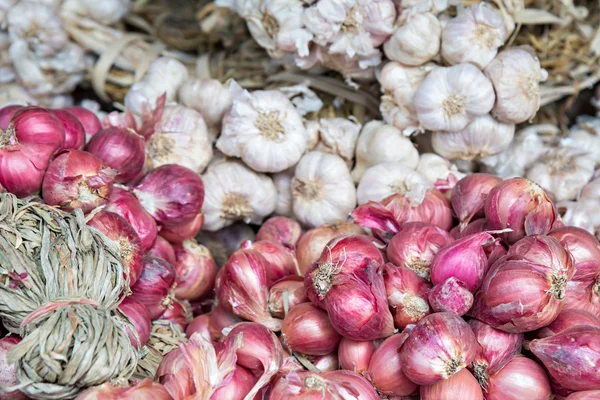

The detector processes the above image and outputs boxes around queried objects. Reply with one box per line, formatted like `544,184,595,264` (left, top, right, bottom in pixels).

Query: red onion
64,106,102,139
386,221,454,280
148,235,176,265
281,302,342,356
536,309,600,339
307,353,339,372
0,105,21,130
366,332,419,397
431,232,497,292
485,356,551,400
86,127,145,183
268,276,308,319
186,313,212,341
508,235,575,277
468,319,523,389
256,216,303,249
304,235,394,340
486,240,507,268
172,239,218,301
338,338,376,373
208,304,242,342
215,248,282,331
118,297,151,349
42,150,116,213
130,256,176,319
210,365,258,400
421,368,483,400
87,210,144,285
399,312,478,385
451,173,502,230
51,109,85,150
484,177,557,244
160,212,204,244
566,391,600,399
0,107,65,196
530,325,600,391
269,370,379,400
241,239,299,284
77,379,172,399
450,218,489,239
428,277,474,315
0,336,27,400
296,222,363,276
383,263,432,329
159,298,192,331
105,186,158,251
133,164,205,226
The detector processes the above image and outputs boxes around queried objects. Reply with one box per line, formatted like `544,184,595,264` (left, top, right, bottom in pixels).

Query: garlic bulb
0,33,15,83
559,199,599,236
292,151,356,227
400,0,457,14
357,162,431,205
145,105,213,174
178,78,233,143
60,0,131,25
351,120,420,183
562,117,600,165
581,175,600,200
383,11,441,66
378,61,434,131
416,153,465,188
0,0,18,24
202,161,277,231
0,82,37,105
441,3,506,69
431,114,515,161
306,117,362,165
484,46,547,124
305,120,320,150
124,57,190,116
414,63,495,132
216,84,307,173
526,148,595,202
273,168,294,217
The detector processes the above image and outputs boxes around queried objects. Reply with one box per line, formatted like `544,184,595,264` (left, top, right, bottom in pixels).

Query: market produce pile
1,0,600,399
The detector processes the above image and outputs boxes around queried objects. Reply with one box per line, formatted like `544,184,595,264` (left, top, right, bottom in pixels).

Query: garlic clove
383,11,441,66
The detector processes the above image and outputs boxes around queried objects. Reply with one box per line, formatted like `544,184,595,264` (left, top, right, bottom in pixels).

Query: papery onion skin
105,186,158,251
42,150,115,213
268,276,308,319
384,263,432,329
86,127,146,183
64,106,102,139
536,309,600,339
208,304,242,342
451,173,502,230
428,277,474,316
130,256,177,319
566,390,600,399
450,218,488,239
282,302,342,356
367,332,419,397
529,325,600,391
77,379,172,400
172,239,218,301
507,235,575,278
256,216,303,249
296,222,363,276
51,109,85,150
241,239,299,284
484,177,557,244
160,212,204,244
0,336,27,400
386,221,454,280
485,356,551,400
399,312,479,385
159,299,192,331
148,235,176,265
338,338,376,373
118,296,151,349
421,368,483,400
210,365,258,400
0,105,21,130
186,313,212,342
134,164,205,226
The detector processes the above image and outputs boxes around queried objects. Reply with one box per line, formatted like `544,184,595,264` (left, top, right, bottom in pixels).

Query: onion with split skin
268,276,308,319
384,263,432,329
172,239,218,301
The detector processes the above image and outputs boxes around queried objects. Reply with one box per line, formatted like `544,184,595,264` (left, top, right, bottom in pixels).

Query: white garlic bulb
526,148,595,202
357,162,431,205
431,114,515,161
60,0,131,25
273,168,294,217
416,153,465,187
400,0,457,14
441,3,506,69
561,117,600,165
0,82,37,105
202,161,277,231
351,120,420,183
484,46,547,124
0,33,15,83
580,175,600,200
383,12,441,66
378,61,434,131
305,120,320,150
306,117,362,165
0,0,18,24
145,105,213,174
414,63,495,132
216,84,307,173
124,57,190,116
292,151,356,228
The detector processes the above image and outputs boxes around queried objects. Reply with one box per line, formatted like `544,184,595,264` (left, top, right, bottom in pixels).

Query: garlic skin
559,200,598,237
431,114,515,161
60,0,131,25
0,33,15,83
292,151,356,228
526,148,595,202
441,3,506,69
273,168,294,217
124,57,190,116
378,62,434,131
357,162,431,205
216,84,307,173
202,161,278,231
414,63,495,132
416,153,466,188
484,46,546,124
0,0,18,24
145,105,213,174
0,82,38,105
562,117,600,165
383,12,441,66
308,117,362,166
